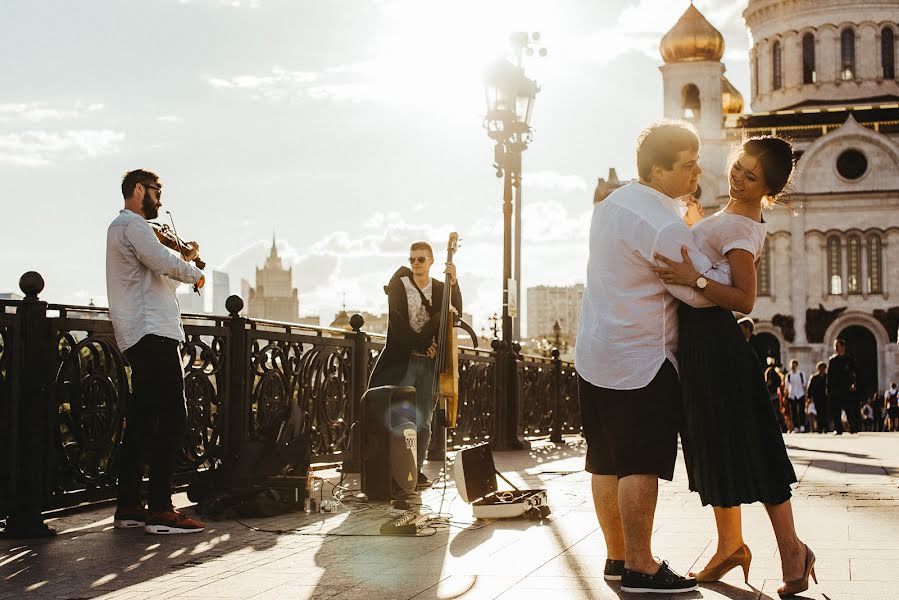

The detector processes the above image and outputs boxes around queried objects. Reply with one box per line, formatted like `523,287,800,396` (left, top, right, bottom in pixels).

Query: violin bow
166,210,201,295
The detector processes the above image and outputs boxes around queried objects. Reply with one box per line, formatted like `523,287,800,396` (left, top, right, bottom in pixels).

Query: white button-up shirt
575,182,728,390
106,209,203,352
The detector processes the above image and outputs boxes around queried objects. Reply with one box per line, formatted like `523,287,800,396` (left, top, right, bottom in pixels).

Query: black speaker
360,386,418,500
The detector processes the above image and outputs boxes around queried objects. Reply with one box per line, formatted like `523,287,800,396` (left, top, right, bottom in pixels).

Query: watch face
697,277,708,289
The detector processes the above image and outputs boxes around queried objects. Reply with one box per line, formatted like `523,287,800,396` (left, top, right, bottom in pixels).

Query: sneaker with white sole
621,560,697,594
144,509,205,535
113,506,147,529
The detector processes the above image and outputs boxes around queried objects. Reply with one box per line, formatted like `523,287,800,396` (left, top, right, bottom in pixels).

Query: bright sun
362,1,550,114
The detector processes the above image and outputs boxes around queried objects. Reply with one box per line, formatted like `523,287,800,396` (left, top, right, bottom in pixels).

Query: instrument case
454,442,550,520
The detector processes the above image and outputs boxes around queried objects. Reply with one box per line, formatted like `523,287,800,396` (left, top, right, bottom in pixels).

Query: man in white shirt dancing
106,169,206,535
575,122,726,593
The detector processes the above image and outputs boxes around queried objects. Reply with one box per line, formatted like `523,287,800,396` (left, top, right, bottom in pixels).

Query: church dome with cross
660,2,725,64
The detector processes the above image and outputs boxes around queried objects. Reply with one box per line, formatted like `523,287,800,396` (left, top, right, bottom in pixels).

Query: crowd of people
749,333,899,435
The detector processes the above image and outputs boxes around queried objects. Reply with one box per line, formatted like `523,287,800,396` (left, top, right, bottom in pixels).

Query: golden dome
721,76,744,114
660,3,725,63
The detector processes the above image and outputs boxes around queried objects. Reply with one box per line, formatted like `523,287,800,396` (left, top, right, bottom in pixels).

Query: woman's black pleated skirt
678,304,797,507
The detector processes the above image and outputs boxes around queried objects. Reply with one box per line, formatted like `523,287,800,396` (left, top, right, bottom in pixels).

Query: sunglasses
409,256,429,264
142,182,162,198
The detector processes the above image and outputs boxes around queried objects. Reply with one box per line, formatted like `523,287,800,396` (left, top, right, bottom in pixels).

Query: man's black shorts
576,360,680,480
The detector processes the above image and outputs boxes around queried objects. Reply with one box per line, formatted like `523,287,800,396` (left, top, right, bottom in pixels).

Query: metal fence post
550,348,563,444
224,296,248,469
1,272,55,539
493,340,525,450
345,314,368,472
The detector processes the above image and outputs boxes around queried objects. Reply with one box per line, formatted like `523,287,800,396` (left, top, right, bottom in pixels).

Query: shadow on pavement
0,504,277,599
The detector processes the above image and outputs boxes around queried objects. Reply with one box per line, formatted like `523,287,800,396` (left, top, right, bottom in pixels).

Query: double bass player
368,240,462,489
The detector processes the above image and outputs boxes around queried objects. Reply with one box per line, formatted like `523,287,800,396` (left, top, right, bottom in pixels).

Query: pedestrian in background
807,362,828,433
827,339,858,434
871,389,885,432
784,360,807,433
886,382,899,432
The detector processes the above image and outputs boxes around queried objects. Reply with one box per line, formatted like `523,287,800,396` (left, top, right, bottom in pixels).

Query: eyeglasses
409,256,429,264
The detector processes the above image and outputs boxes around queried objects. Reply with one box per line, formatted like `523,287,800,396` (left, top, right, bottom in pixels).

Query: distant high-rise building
177,283,205,314
213,270,230,315
526,284,585,342
246,236,300,322
0,292,23,301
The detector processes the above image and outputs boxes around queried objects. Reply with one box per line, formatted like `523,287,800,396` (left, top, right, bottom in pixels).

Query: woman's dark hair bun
742,136,794,197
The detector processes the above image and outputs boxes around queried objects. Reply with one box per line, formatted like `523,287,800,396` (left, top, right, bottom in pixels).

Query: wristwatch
695,276,709,291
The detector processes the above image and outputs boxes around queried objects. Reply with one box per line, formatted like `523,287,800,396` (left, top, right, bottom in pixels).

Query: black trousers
789,396,806,431
118,334,187,512
830,392,859,434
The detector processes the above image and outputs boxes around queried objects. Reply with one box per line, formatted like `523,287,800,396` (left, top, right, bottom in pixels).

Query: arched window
828,236,842,295
883,27,896,80
802,33,816,84
681,84,701,121
867,234,883,294
847,235,861,294
772,41,783,90
757,237,771,296
841,28,856,80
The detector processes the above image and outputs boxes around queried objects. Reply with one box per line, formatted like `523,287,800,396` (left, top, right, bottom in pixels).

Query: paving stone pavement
2,434,898,600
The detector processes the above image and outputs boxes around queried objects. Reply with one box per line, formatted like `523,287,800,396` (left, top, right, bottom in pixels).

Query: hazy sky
0,0,751,336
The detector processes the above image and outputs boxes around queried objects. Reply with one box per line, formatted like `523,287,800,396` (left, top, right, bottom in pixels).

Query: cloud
157,115,183,123
0,102,104,123
523,170,588,193
208,67,328,101
0,129,125,166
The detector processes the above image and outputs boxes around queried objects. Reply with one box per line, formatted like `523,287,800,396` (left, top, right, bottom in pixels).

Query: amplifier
360,385,418,501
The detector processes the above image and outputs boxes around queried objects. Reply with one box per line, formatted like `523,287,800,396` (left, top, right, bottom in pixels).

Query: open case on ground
454,442,550,520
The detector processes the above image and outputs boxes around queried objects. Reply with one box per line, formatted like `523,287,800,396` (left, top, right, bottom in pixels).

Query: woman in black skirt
653,136,815,597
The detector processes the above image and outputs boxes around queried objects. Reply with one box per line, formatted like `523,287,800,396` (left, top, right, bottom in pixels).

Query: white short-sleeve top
691,210,768,285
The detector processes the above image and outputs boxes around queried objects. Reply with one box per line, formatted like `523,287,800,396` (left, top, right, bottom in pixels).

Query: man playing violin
106,169,206,535
369,241,462,489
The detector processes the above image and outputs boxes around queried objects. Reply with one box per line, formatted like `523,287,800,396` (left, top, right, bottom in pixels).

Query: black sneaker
416,472,432,490
621,560,697,594
604,559,625,581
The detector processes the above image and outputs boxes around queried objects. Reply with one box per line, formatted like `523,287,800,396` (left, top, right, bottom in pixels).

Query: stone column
791,207,808,345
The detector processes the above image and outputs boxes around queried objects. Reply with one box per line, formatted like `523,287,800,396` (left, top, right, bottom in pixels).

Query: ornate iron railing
1,272,578,535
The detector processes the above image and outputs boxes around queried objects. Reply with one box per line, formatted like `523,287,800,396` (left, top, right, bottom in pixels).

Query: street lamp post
484,46,540,344
484,40,541,450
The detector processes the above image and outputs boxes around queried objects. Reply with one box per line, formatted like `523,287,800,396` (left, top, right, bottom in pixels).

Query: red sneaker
144,509,205,535
114,506,147,529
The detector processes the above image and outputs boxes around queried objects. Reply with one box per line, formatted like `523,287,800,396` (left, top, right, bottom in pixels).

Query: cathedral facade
658,0,899,398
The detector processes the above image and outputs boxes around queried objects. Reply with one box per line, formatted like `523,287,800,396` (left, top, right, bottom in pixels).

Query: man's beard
142,193,160,220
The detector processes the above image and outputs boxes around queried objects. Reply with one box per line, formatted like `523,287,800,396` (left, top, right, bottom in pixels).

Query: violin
149,221,206,292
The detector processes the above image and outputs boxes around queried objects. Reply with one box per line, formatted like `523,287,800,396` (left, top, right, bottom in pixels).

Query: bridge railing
0,271,579,537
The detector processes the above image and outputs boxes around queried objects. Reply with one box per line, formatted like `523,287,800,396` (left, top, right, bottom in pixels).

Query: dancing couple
575,121,815,596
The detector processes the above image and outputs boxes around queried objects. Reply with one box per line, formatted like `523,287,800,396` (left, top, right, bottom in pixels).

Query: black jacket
368,266,463,388
807,372,827,403
827,353,856,396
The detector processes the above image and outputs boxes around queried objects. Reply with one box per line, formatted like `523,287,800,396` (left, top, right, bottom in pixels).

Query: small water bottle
304,466,314,513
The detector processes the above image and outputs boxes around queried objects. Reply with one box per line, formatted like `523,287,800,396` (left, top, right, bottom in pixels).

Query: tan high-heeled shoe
690,544,752,583
777,544,816,597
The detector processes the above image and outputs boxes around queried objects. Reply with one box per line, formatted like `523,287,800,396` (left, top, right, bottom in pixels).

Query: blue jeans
399,355,437,471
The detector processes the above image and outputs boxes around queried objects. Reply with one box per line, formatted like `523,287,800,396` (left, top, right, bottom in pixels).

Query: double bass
431,232,477,429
